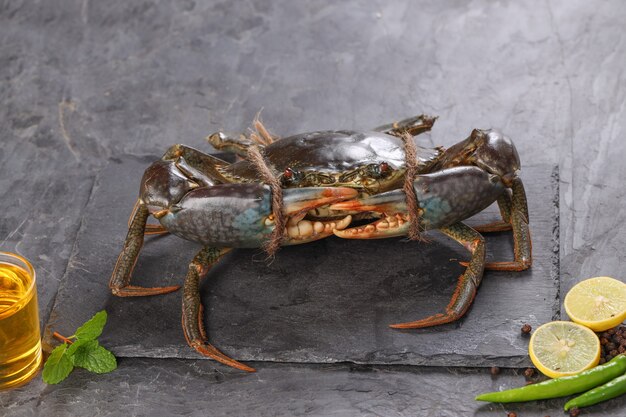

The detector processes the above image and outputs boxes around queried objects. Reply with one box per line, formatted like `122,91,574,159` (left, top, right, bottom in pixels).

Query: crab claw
331,166,506,239
158,184,357,247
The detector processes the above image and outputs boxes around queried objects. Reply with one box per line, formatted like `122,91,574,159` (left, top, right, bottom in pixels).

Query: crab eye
282,167,301,185
365,162,392,179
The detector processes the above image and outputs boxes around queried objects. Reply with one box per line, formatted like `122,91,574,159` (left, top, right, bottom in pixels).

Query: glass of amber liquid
0,252,42,390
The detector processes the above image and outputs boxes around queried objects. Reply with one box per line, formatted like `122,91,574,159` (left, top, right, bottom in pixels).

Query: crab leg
206,131,255,158
162,144,231,185
465,178,531,270
481,177,532,271
207,120,275,157
390,222,485,328
373,114,437,137
109,202,181,297
143,224,169,235
181,246,255,372
471,192,513,233
128,199,168,235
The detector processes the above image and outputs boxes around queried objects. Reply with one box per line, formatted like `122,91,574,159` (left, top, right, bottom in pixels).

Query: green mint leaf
68,339,98,361
65,338,92,357
42,343,74,384
44,309,117,384
74,310,107,341
71,340,117,374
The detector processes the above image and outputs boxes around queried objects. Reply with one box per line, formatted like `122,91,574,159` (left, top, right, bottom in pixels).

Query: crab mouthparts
281,214,352,244
333,213,410,239
328,193,412,239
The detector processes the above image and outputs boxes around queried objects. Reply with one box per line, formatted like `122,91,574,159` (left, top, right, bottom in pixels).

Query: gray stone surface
5,360,626,417
1,0,626,415
45,157,558,368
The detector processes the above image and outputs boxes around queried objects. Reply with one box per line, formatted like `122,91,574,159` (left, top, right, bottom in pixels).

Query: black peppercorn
523,368,535,378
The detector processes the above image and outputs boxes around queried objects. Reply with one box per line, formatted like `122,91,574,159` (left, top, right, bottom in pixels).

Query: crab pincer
331,166,505,327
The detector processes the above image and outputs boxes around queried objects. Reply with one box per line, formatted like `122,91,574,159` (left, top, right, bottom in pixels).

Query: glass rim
0,251,37,316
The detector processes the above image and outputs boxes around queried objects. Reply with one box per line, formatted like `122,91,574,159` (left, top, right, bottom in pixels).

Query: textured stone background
1,0,626,416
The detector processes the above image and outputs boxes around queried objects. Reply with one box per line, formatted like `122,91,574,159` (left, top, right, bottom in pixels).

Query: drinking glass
0,252,42,390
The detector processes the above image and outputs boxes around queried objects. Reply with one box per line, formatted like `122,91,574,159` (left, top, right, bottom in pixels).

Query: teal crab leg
373,114,438,137
181,246,256,372
390,222,486,328
109,202,181,297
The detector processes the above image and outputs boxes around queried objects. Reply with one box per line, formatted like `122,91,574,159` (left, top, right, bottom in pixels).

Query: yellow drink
0,253,41,390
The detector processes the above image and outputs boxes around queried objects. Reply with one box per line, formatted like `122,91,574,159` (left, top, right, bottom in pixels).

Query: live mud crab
110,114,531,372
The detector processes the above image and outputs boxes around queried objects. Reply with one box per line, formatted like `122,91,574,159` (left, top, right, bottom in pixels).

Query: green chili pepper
563,373,626,411
475,354,626,403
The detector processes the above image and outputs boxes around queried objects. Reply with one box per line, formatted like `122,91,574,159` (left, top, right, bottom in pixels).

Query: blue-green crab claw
330,166,505,239
157,184,356,247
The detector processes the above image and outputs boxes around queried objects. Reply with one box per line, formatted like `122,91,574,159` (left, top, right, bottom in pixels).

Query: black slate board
45,156,558,368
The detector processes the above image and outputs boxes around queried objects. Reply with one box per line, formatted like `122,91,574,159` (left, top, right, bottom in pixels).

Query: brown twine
249,113,275,146
254,119,275,145
246,144,285,257
247,119,283,256
400,132,423,240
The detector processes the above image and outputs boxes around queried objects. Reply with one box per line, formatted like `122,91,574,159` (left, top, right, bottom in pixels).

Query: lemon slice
564,276,626,332
529,321,600,378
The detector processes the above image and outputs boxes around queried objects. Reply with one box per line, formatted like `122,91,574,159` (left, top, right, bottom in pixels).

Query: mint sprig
43,310,117,384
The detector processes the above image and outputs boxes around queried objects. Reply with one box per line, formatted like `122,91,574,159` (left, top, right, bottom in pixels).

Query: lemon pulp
564,276,626,332
529,321,600,378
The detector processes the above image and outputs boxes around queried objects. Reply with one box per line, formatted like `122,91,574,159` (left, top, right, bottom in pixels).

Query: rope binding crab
246,120,284,257
400,132,424,241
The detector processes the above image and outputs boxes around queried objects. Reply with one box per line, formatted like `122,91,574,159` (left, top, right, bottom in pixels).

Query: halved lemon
564,276,626,332
529,321,600,378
